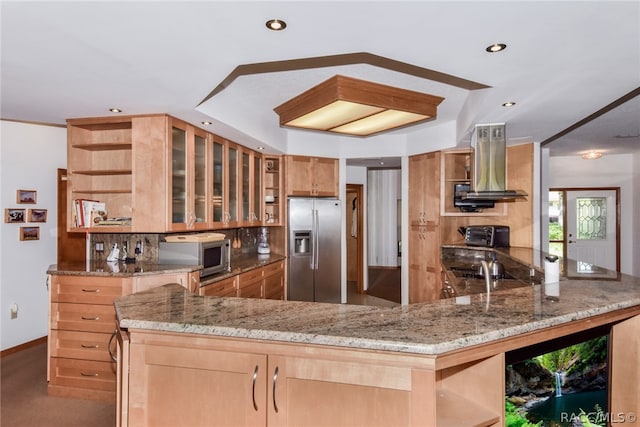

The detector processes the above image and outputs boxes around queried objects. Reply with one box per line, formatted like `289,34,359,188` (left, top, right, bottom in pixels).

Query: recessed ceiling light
256,146,265,150
201,121,212,125
502,101,516,107
109,108,122,113
266,19,286,31
486,43,507,53
581,150,603,160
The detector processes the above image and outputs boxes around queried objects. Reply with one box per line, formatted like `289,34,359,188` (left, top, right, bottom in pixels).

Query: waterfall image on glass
554,372,564,397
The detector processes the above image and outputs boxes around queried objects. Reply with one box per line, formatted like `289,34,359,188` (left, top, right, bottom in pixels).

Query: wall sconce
274,75,444,137
581,150,603,160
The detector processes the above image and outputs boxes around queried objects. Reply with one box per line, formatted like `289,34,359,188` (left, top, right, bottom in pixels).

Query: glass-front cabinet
169,119,211,231
211,136,225,225
170,123,188,229
240,149,262,226
226,141,239,228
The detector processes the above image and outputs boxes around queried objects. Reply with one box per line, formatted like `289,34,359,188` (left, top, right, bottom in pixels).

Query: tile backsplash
89,228,266,263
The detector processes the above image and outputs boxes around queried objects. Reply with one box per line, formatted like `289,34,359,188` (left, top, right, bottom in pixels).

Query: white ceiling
2,1,639,161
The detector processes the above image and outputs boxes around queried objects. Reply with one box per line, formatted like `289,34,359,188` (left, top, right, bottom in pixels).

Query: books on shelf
73,199,106,227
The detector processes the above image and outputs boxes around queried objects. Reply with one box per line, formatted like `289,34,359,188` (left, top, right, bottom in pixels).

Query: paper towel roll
545,260,560,297
545,260,560,284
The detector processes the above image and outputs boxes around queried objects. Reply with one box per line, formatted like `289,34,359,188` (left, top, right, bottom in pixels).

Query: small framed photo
17,189,37,204
20,226,40,241
29,208,48,223
5,208,26,223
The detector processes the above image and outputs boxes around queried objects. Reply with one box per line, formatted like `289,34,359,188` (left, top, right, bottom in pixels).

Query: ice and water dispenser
293,231,311,254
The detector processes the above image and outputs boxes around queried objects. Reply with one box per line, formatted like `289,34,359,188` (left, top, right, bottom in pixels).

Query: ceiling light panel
274,75,444,137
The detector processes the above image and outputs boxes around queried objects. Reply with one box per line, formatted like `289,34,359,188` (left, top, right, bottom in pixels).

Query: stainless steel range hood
462,123,528,200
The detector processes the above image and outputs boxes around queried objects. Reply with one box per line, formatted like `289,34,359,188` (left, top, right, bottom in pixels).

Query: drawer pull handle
272,366,279,413
252,365,259,411
80,372,99,377
81,344,99,348
81,316,100,321
81,288,100,293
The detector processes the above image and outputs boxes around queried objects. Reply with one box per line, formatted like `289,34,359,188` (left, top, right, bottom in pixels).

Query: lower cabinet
116,330,504,427
198,260,285,300
48,272,196,401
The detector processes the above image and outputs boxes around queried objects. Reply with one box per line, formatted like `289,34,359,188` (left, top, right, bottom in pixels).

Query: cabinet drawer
237,269,263,288
263,260,283,277
51,275,124,304
51,303,116,333
199,276,237,297
49,357,116,392
50,330,115,362
237,280,262,299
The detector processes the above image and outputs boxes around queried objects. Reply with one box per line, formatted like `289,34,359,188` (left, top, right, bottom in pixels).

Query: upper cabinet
67,114,270,233
440,148,506,217
263,156,283,226
284,155,338,197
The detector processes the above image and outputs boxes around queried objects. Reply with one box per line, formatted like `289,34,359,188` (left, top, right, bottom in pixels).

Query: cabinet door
311,157,339,197
408,152,441,303
268,355,415,427
285,156,312,196
191,128,209,229
226,142,240,227
211,136,225,227
127,343,267,427
169,122,188,229
609,314,640,418
240,149,262,226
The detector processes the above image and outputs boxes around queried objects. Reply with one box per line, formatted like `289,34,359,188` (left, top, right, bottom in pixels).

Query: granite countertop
115,247,640,355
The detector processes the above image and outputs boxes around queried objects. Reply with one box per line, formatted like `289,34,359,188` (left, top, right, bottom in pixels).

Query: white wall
633,151,640,277
1,121,66,351
548,153,637,276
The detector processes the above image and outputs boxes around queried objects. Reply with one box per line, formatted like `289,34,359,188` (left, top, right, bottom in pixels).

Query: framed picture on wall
20,226,40,241
28,208,48,223
4,208,26,223
17,189,37,204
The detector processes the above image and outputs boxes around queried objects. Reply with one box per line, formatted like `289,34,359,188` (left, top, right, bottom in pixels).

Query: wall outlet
95,242,104,252
10,303,18,319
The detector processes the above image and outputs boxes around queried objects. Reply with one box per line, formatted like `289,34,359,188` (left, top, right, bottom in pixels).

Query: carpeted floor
1,341,115,427
366,267,401,304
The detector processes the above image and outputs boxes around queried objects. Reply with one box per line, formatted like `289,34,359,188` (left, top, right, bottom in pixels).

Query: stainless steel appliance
288,198,341,303
159,239,231,278
463,225,510,248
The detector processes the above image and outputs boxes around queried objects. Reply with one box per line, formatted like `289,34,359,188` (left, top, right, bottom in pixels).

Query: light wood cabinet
48,272,195,401
67,114,271,232
440,148,506,217
198,260,285,300
117,330,505,427
168,118,212,231
408,152,442,303
199,275,237,297
284,155,338,197
263,156,283,226
125,335,267,427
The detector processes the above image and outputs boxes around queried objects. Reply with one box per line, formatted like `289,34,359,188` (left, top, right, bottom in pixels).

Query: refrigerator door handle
314,209,319,270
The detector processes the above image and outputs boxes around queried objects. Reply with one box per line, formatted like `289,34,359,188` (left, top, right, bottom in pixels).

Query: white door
566,190,618,275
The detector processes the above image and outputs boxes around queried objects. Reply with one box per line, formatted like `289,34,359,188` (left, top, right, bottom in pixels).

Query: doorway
346,184,364,293
548,187,620,274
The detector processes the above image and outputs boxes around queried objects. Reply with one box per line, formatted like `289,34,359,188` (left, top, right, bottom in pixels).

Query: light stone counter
115,263,640,355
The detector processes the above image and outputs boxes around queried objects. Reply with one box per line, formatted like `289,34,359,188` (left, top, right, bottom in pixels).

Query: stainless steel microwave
159,239,231,278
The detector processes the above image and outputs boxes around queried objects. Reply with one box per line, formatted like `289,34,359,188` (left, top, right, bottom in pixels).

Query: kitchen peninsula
114,249,640,427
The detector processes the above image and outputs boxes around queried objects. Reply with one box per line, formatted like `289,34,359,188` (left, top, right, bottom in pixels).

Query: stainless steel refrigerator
288,198,341,303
